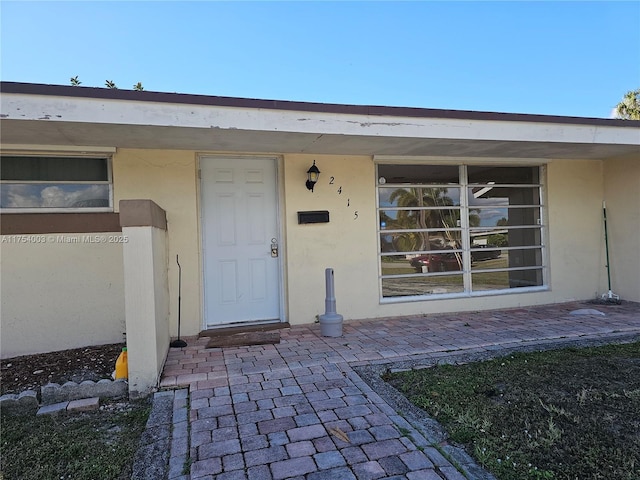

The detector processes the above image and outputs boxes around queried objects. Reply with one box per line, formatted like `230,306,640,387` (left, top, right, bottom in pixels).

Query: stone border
0,390,39,413
41,379,128,404
0,378,128,413
353,332,640,480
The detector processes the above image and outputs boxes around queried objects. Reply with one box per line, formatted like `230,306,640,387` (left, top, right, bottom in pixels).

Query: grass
384,341,640,480
1,400,150,480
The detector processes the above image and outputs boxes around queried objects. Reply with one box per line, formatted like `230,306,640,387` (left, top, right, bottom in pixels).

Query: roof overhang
1,82,639,160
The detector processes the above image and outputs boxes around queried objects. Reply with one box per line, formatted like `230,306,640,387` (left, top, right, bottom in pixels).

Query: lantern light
306,160,320,192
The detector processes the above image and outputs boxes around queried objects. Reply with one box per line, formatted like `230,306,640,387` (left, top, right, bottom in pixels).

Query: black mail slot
298,210,330,224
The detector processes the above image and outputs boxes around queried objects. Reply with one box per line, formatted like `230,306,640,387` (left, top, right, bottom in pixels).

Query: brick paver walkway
160,301,640,479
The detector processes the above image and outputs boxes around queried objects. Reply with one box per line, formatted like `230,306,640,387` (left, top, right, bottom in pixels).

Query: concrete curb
131,389,189,480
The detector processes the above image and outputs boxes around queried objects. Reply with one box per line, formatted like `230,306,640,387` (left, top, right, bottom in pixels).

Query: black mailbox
298,210,330,224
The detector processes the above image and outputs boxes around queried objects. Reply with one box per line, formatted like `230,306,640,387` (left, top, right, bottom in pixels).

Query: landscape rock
0,393,18,411
0,390,39,413
17,390,39,410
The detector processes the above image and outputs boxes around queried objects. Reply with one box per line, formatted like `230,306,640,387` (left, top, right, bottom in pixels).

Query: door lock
271,238,278,258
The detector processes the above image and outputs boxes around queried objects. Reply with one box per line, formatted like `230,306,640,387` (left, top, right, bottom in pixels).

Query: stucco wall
283,154,380,323
282,157,611,323
1,147,634,362
121,224,170,397
0,236,125,358
110,151,626,335
603,155,640,301
152,226,171,371
545,160,606,300
113,148,200,338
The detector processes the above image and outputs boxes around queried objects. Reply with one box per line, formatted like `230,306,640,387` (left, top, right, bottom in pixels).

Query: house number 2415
329,176,358,220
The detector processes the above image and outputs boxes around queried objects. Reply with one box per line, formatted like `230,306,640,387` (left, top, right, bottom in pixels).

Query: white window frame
0,152,114,213
375,160,549,303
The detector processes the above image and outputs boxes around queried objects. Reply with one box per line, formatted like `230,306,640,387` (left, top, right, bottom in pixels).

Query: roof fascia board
3,92,640,147
2,81,639,128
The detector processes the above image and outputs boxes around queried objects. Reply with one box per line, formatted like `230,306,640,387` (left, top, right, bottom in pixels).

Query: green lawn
385,342,640,480
1,400,150,480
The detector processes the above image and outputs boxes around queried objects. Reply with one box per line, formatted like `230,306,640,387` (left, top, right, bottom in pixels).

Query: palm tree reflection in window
383,187,480,271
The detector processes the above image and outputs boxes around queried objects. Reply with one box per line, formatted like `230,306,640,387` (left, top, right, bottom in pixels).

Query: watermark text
2,235,129,244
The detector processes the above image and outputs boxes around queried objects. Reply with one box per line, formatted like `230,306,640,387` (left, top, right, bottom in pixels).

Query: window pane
1,156,109,181
382,275,464,297
380,209,462,230
469,207,540,227
381,257,416,275
467,166,539,184
505,248,544,269
381,252,463,275
470,227,542,248
409,251,463,273
471,248,543,270
378,165,459,184
470,246,505,266
472,269,543,291
380,230,462,253
468,186,540,207
379,187,461,207
0,184,109,208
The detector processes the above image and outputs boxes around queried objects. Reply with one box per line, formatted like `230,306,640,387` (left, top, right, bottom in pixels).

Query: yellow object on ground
115,347,128,380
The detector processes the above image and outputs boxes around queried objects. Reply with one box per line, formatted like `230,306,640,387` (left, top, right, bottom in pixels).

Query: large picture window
377,164,546,299
0,155,112,211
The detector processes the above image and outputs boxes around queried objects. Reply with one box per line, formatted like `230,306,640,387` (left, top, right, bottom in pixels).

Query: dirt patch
1,343,125,395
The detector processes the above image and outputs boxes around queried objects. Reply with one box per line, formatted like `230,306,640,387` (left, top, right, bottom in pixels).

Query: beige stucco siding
1,150,633,362
2,152,630,360
603,156,640,302
546,160,606,300
282,154,380,323
281,156,611,323
112,148,200,340
0,237,125,358
109,150,634,338
120,224,170,397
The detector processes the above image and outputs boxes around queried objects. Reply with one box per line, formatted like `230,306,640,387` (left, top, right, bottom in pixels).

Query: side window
0,156,112,211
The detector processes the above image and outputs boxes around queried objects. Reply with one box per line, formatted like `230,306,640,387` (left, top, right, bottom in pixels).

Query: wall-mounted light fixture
306,160,320,192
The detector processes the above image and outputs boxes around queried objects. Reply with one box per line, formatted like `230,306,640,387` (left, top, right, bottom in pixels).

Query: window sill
380,285,549,304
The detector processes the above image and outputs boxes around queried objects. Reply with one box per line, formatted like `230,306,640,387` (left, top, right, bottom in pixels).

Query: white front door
200,156,281,327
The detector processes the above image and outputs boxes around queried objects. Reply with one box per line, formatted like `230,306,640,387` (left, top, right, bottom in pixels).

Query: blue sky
1,1,639,118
